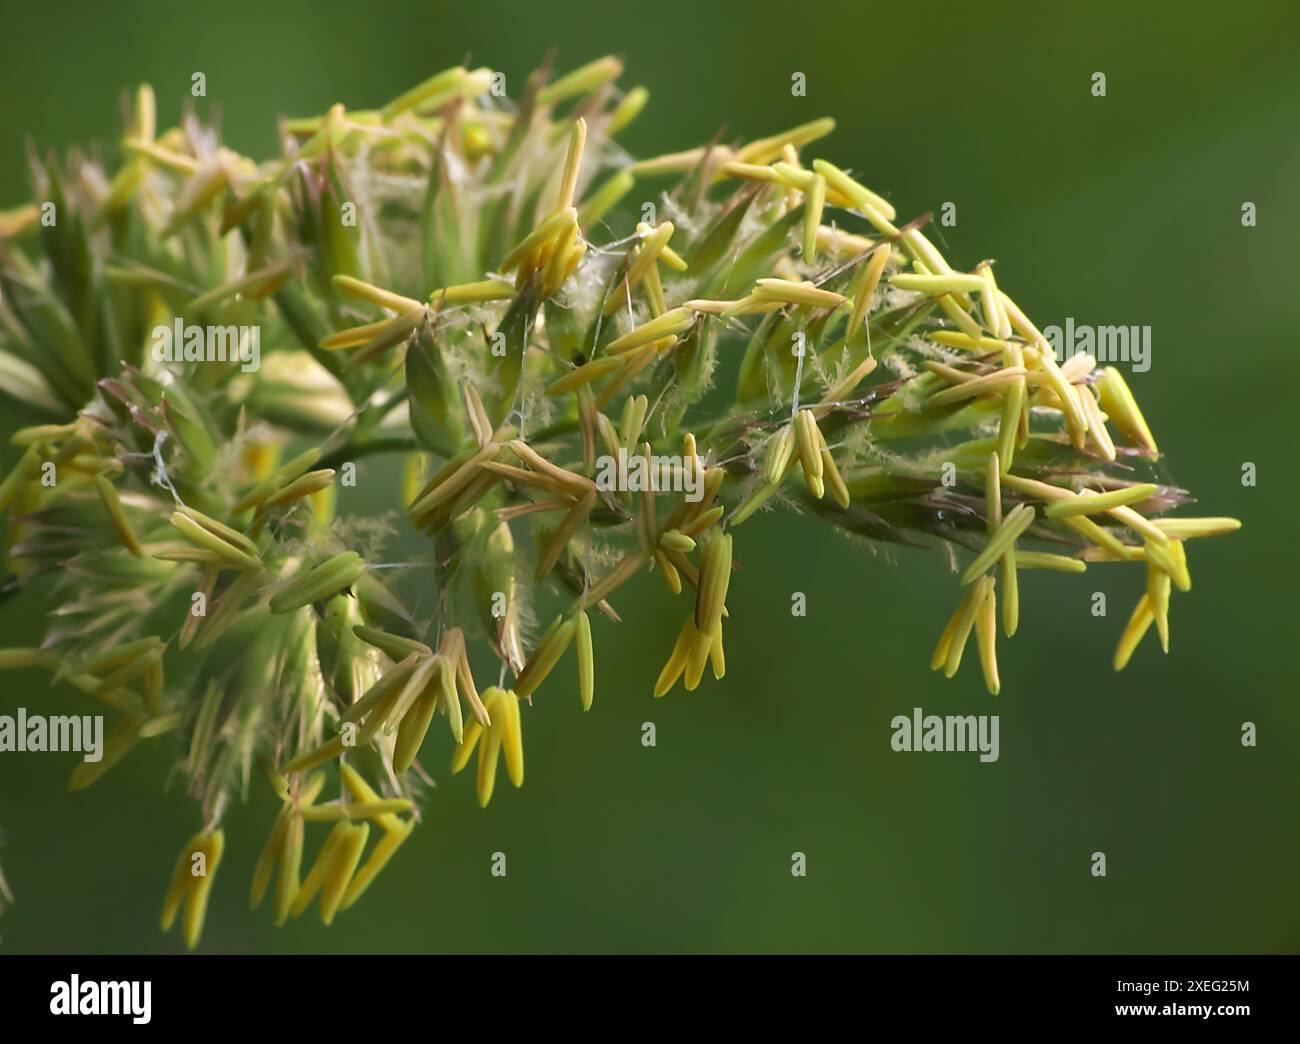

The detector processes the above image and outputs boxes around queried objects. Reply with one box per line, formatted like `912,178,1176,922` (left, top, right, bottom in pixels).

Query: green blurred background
0,0,1296,953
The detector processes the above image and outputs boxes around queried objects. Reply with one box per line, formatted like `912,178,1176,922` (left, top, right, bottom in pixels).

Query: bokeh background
0,0,1296,953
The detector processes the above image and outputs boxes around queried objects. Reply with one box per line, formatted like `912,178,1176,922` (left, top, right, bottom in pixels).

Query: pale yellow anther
753,278,847,310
